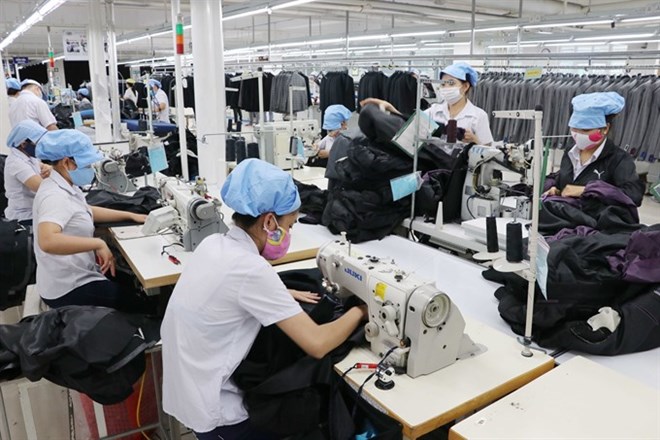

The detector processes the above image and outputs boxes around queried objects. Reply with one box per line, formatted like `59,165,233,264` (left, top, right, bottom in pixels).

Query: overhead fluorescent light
424,41,470,46
0,0,67,51
308,37,345,45
348,34,389,42
488,43,539,49
523,19,612,29
391,30,446,38
611,39,660,45
621,16,660,23
507,38,571,44
575,33,655,41
474,26,518,33
223,7,269,21
449,30,472,34
271,0,318,10
545,41,609,47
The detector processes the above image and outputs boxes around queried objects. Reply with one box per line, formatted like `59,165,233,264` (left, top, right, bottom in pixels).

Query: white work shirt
32,170,105,300
123,87,138,106
153,88,170,122
425,100,494,145
161,227,303,433
568,142,606,180
9,90,57,129
8,95,17,106
317,134,336,152
3,149,41,221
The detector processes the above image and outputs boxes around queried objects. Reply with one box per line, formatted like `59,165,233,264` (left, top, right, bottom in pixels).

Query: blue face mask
69,166,96,187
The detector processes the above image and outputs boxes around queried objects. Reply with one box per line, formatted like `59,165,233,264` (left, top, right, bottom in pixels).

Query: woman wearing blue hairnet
543,92,644,206
33,129,148,310
4,121,51,223
361,62,494,145
161,158,368,440
309,104,353,167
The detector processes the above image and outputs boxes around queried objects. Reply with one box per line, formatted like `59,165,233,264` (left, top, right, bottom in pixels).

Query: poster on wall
62,30,88,61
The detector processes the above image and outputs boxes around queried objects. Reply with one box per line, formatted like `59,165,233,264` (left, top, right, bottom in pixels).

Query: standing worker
361,62,494,145
9,79,58,130
5,78,21,106
161,159,368,439
4,121,50,224
544,92,644,206
149,79,170,122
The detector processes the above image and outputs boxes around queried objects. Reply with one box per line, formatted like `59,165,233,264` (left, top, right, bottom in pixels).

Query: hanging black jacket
553,140,644,206
0,306,161,404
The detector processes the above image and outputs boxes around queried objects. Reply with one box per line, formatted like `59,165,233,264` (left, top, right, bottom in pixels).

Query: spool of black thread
506,222,524,262
225,138,236,162
446,119,458,143
486,216,499,253
235,140,247,163
227,118,233,133
236,120,242,133
247,142,260,159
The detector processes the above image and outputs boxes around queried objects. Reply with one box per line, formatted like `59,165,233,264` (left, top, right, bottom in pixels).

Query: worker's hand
129,213,148,224
39,163,52,179
317,149,329,159
289,289,321,304
462,129,480,145
561,184,585,198
543,186,560,197
95,240,116,277
359,98,401,115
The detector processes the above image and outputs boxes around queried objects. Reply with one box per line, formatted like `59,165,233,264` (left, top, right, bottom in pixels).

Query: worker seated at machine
308,104,353,168
32,129,149,311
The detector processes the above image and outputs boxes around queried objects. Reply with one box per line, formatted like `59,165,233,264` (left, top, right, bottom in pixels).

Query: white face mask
571,130,604,151
440,87,463,105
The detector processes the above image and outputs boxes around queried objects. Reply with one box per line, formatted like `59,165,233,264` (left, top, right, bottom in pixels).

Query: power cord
350,346,399,419
466,194,477,219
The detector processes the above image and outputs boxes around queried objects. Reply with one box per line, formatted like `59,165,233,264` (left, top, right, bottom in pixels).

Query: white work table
449,356,660,440
335,320,554,440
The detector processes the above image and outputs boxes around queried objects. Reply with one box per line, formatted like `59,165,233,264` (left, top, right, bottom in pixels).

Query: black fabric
85,186,161,214
539,199,640,237
0,219,33,310
0,154,7,216
320,72,355,136
239,72,274,112
384,71,419,116
41,279,154,314
357,72,388,112
161,128,199,178
295,180,328,225
124,147,152,178
51,104,74,129
233,269,401,440
553,140,645,206
0,306,161,404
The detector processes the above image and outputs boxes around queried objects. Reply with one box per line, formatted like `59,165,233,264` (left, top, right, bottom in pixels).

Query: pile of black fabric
487,224,660,355
295,180,328,225
51,104,74,129
0,306,161,404
0,219,34,310
0,154,7,216
161,128,199,178
86,186,161,214
233,269,402,440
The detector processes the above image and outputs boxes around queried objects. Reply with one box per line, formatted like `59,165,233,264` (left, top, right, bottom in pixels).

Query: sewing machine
461,144,532,221
256,120,319,170
142,177,228,251
94,159,137,194
317,238,478,378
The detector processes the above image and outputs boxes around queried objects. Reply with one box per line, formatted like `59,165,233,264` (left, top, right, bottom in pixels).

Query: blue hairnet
36,129,103,168
77,87,89,97
149,79,162,89
21,79,43,92
441,62,479,87
6,120,47,148
221,159,301,217
5,78,20,91
568,92,625,130
322,105,352,130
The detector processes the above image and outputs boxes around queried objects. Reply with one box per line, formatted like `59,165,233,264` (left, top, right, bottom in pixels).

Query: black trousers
194,420,279,440
43,279,151,313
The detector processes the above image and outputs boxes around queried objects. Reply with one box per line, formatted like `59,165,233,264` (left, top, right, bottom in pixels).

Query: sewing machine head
317,239,477,378
141,177,228,251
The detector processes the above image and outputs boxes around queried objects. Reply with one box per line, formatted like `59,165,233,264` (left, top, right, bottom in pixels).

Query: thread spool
236,120,242,133
225,138,236,162
486,216,499,253
247,142,260,159
446,119,458,143
235,140,247,163
506,222,524,263
227,118,233,133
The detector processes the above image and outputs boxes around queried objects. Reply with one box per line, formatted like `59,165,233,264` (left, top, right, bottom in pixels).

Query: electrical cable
136,372,152,440
466,194,477,219
350,346,399,419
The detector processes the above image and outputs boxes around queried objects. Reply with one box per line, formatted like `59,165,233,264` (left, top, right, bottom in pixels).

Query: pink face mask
261,219,291,261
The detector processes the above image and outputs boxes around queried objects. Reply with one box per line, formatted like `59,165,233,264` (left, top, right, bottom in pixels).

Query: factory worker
149,78,170,122
33,129,147,309
123,78,138,106
360,62,494,145
309,104,352,168
4,121,50,223
161,159,368,440
9,79,58,130
544,92,644,206
5,78,21,106
76,87,92,109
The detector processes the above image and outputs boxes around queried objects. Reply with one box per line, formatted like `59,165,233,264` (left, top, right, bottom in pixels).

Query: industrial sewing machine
255,120,319,170
317,239,479,378
94,158,137,194
461,143,533,221
142,177,228,251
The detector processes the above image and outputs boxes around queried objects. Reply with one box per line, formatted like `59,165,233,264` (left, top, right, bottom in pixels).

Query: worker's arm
22,175,43,192
158,102,166,111
276,306,367,359
90,206,147,224
46,123,58,131
359,98,402,115
38,222,115,275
